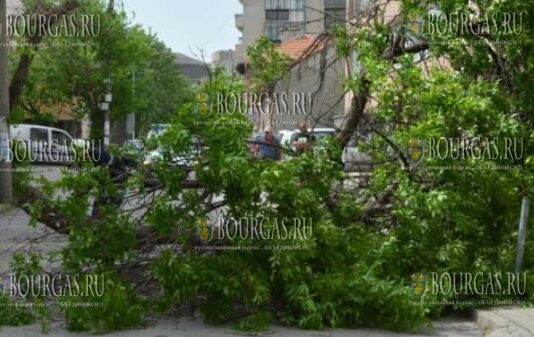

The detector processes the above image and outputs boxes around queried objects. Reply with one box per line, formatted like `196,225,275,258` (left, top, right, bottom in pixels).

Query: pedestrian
87,142,128,218
253,126,281,160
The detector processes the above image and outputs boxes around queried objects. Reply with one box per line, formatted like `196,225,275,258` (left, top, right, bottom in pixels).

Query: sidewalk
0,316,482,337
476,307,534,337
0,204,66,274
1,204,532,337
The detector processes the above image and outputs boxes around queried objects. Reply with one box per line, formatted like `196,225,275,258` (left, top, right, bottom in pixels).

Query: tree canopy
8,0,192,137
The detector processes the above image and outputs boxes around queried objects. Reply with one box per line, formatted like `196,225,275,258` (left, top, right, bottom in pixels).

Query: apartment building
233,0,352,131
235,0,347,60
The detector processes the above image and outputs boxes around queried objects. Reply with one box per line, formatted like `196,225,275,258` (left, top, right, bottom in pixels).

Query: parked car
280,128,335,147
147,124,170,140
9,124,85,164
279,128,335,159
122,139,144,155
143,136,203,169
118,138,144,168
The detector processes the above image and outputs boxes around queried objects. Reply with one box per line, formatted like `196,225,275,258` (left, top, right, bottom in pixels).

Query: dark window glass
264,0,304,40
325,0,345,7
30,128,48,142
266,10,290,20
52,130,72,146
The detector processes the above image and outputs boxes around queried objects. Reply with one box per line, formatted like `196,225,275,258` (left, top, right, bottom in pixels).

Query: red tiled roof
277,34,325,60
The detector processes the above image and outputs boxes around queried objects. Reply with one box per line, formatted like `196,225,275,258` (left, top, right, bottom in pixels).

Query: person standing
253,126,281,160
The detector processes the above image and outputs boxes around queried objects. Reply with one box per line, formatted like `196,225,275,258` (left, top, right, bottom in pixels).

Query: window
289,10,305,22
30,128,48,142
325,0,345,7
265,0,304,10
325,0,346,29
264,0,305,41
292,0,304,10
354,0,371,12
266,0,286,10
266,10,289,20
52,130,72,146
265,21,293,41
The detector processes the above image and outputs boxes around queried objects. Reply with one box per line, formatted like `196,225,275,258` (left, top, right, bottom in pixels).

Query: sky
123,0,242,62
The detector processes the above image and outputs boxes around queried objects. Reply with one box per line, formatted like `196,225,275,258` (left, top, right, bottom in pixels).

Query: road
0,166,67,274
1,165,531,337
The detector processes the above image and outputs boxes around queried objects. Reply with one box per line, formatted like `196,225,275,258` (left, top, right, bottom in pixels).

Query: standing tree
9,0,192,138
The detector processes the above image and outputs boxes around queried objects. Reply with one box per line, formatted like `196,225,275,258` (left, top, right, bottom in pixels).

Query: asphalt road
2,165,529,337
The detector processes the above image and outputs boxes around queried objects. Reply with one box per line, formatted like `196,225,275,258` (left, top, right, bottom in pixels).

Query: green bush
0,295,34,327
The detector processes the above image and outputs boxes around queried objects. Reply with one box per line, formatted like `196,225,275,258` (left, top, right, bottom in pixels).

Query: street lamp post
126,70,136,140
101,79,112,146
0,0,13,203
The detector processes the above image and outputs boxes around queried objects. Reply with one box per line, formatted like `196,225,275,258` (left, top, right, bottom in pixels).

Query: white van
9,124,81,163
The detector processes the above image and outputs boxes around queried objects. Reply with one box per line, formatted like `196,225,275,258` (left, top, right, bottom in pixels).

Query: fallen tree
7,0,534,333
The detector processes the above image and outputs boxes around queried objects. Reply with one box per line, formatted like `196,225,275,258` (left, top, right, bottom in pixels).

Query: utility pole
515,196,530,273
102,0,114,146
0,0,13,203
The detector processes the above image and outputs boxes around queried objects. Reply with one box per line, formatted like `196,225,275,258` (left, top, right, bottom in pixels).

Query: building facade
235,0,346,60
235,0,349,131
272,35,345,130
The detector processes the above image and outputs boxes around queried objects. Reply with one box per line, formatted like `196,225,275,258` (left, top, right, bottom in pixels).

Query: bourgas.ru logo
1,273,104,298
404,137,523,162
194,92,312,116
408,11,524,36
410,272,527,296
405,138,425,163
2,139,103,163
0,14,101,37
195,217,313,243
195,217,212,243
410,273,427,296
